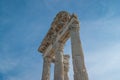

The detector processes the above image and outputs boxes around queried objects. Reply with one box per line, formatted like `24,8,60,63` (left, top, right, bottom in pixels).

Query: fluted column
41,57,51,80
70,22,88,80
54,41,64,80
63,55,70,80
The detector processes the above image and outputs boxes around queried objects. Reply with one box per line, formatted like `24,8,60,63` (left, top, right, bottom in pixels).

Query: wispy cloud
86,42,120,80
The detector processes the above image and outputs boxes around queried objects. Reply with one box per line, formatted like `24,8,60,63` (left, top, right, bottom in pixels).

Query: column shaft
70,23,88,80
54,42,64,80
64,55,70,80
41,57,51,80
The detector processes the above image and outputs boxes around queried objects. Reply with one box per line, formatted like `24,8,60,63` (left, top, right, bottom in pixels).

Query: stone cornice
38,11,71,53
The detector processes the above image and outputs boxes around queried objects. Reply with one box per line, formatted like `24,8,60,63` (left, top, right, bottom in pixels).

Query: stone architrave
41,57,51,80
70,20,88,80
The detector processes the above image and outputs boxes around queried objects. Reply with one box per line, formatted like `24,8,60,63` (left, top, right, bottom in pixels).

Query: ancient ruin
38,11,88,80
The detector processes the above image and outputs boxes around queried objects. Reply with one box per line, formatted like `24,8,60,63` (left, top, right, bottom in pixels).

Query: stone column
70,22,88,80
63,55,70,80
41,57,51,80
54,41,64,80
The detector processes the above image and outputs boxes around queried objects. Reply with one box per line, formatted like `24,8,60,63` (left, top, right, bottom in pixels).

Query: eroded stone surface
70,23,88,80
63,55,70,80
38,11,71,54
41,57,51,80
38,11,89,80
54,41,64,80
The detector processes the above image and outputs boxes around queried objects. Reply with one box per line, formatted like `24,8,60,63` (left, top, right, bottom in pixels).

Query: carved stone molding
38,11,71,54
44,57,51,63
57,41,64,51
38,11,89,80
69,24,80,32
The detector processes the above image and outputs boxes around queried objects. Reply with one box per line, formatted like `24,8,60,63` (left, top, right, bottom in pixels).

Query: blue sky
0,0,120,80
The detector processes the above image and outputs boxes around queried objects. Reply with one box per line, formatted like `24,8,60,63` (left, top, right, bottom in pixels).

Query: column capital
69,23,80,32
57,40,65,51
44,56,51,63
53,40,65,53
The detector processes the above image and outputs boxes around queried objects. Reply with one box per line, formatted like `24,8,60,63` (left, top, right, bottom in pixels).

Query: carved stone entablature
38,11,79,56
54,11,71,25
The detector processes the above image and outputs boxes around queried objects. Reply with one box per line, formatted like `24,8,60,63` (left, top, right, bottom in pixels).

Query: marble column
70,23,88,80
63,55,70,80
41,57,51,80
54,41,64,80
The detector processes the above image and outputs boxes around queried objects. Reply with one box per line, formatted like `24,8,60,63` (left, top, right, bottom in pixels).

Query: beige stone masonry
38,11,89,80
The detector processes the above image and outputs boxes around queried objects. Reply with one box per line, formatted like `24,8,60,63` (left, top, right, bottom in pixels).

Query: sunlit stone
38,11,89,80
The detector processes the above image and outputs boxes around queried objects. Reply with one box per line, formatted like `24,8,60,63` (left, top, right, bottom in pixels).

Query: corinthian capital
69,23,80,32
57,41,64,51
44,57,51,63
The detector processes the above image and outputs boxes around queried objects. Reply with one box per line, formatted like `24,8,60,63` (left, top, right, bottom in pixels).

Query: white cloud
66,41,120,80
86,42,120,80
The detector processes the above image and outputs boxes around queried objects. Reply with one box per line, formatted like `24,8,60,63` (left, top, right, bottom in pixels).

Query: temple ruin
38,11,88,80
